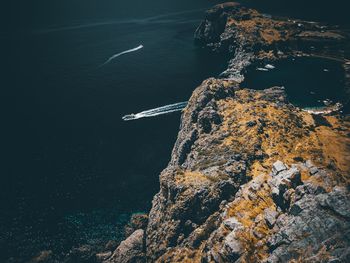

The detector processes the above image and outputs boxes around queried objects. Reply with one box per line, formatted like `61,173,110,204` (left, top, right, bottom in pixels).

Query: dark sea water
0,0,348,261
242,57,349,112
1,0,225,261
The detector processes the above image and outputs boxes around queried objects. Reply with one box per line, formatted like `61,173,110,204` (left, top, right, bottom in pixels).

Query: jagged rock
269,167,302,210
223,217,242,231
304,160,320,175
142,72,349,262
96,252,112,262
186,212,221,248
255,213,264,224
124,213,148,238
289,203,303,216
305,160,314,168
264,208,278,228
266,186,350,262
198,106,221,133
309,166,319,175
272,161,287,175
253,228,265,239
113,3,350,263
294,183,326,202
194,2,240,47
219,48,253,82
317,187,350,219
104,229,145,263
221,229,243,261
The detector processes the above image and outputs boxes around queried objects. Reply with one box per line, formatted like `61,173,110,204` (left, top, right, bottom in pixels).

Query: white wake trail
122,102,187,121
139,102,187,115
132,108,185,120
100,45,144,67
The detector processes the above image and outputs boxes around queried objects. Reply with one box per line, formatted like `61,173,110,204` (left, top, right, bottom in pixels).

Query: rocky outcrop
139,79,350,262
104,229,145,263
96,214,149,263
106,2,350,263
124,214,149,238
267,185,350,263
194,1,350,92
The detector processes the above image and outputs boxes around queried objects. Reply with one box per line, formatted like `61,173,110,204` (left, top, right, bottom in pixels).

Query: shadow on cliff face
241,57,348,113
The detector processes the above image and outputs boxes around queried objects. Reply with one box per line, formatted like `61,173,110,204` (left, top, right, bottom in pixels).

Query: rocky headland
35,2,350,263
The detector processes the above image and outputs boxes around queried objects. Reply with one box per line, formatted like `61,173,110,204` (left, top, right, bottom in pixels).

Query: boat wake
99,45,144,67
122,102,187,121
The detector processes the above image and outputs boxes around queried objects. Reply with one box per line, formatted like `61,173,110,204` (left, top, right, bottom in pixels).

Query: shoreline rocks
100,2,350,263
125,79,349,262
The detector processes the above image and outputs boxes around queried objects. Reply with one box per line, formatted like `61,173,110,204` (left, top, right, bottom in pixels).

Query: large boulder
266,187,350,262
269,163,302,210
104,229,145,263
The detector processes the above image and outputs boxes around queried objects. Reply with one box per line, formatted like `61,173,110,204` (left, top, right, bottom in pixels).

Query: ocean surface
1,0,348,261
242,57,349,113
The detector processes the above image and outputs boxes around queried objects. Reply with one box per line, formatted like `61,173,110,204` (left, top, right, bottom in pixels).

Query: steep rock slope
104,3,350,263
145,81,350,263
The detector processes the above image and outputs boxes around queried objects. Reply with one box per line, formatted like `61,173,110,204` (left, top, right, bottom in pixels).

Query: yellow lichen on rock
223,174,275,262
215,88,350,189
175,170,212,186
155,248,201,263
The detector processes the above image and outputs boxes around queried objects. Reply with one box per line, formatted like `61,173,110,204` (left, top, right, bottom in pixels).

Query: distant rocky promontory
70,2,350,263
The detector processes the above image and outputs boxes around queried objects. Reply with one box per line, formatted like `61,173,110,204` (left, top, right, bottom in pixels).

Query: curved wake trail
99,45,144,67
122,102,187,121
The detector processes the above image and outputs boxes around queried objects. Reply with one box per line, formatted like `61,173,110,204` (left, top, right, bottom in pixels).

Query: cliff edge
103,3,350,263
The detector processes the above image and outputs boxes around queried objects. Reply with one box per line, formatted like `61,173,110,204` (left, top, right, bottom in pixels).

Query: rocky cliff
103,3,350,263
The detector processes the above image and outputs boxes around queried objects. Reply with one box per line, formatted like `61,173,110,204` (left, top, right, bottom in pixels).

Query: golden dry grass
216,89,350,188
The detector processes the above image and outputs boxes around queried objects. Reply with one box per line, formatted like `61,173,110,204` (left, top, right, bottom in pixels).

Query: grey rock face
317,187,350,219
194,2,241,48
108,3,350,262
223,217,242,231
124,213,148,238
305,160,314,168
266,187,350,263
272,160,287,175
269,166,302,210
309,166,319,175
219,48,253,82
104,229,145,263
264,208,278,228
198,106,222,133
222,230,243,261
117,77,349,262
96,252,112,262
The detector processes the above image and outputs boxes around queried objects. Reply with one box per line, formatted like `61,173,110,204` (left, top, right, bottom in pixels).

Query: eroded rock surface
104,229,145,263
139,79,350,263
106,2,350,263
